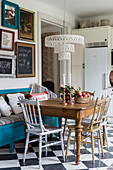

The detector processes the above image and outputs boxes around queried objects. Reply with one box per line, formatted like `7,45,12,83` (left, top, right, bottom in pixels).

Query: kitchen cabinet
71,30,85,90
85,26,110,44
72,66,84,90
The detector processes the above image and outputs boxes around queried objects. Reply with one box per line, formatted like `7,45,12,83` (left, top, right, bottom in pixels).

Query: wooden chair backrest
89,96,109,130
101,95,111,122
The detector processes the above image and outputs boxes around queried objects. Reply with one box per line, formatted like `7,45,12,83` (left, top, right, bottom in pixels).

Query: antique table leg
75,115,83,165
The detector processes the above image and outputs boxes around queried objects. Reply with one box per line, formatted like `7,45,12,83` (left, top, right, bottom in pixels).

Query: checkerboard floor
0,119,113,170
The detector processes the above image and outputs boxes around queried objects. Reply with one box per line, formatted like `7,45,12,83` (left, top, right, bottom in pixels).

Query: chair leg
23,133,29,163
91,132,95,164
63,119,67,140
66,129,72,160
97,131,100,155
60,131,65,162
45,134,47,156
73,130,76,154
99,130,104,157
39,135,42,169
104,125,109,150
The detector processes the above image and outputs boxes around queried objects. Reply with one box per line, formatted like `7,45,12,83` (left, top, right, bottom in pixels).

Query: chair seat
26,125,63,135
83,124,101,132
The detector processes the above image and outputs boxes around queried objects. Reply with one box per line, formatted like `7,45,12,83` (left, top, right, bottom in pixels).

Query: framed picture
19,7,35,41
15,42,35,78
0,55,16,78
0,29,15,51
2,0,19,29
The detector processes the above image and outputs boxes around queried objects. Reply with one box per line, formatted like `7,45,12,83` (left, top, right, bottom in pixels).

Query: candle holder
69,88,74,105
63,88,67,105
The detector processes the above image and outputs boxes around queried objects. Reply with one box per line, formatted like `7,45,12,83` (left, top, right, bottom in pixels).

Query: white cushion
7,93,25,114
0,96,12,116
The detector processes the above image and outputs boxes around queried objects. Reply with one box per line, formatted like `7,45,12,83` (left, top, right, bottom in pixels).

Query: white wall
0,0,78,89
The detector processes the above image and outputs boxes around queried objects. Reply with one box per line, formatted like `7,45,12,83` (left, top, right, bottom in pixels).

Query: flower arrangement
59,83,76,98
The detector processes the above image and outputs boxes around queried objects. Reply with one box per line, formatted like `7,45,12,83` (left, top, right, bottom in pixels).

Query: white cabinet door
85,27,108,43
72,44,84,66
72,66,84,90
72,29,85,90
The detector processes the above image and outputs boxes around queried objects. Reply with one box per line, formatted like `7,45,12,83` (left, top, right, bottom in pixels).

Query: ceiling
41,0,113,17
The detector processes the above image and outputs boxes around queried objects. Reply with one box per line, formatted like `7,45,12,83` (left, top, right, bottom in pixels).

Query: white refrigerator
85,47,108,99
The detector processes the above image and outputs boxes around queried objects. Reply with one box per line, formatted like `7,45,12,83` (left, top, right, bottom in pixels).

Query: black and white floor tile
0,119,113,170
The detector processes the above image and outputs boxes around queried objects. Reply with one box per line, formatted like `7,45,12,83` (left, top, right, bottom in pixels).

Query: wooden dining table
40,98,95,165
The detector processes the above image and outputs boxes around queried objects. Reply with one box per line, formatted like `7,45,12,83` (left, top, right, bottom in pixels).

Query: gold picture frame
18,7,35,41
15,42,35,78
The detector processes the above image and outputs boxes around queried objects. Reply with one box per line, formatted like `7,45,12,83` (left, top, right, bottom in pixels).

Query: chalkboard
16,42,35,78
18,46,32,74
0,55,16,78
0,58,12,74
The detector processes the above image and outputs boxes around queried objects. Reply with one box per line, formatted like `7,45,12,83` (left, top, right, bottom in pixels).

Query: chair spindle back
19,98,45,132
89,96,109,130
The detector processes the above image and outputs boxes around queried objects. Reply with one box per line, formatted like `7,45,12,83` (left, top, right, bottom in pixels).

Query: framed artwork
19,7,35,41
2,0,19,29
15,42,35,78
0,29,15,51
0,55,16,78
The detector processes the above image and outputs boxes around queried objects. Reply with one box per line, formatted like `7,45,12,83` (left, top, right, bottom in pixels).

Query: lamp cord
63,0,66,34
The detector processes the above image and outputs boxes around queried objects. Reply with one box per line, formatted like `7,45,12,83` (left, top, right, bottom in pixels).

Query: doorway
41,21,62,95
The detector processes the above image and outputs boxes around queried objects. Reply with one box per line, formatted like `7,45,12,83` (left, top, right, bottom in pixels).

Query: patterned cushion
0,112,24,126
0,96,12,116
30,83,57,99
28,93,48,101
6,93,25,114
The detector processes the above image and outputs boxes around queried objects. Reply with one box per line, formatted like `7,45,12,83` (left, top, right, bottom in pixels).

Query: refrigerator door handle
103,73,108,89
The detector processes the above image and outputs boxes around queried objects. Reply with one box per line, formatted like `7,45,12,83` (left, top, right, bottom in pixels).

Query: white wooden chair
19,98,65,169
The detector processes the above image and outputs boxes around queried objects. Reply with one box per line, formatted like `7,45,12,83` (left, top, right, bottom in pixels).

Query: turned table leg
75,119,83,165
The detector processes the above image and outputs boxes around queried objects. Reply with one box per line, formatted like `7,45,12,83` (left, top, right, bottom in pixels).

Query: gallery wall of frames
0,0,36,79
